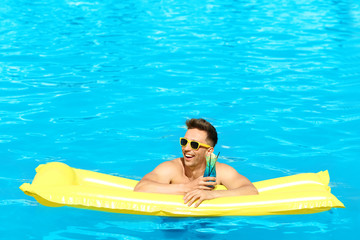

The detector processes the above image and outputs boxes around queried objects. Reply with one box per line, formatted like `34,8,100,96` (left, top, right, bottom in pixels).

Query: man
134,118,258,207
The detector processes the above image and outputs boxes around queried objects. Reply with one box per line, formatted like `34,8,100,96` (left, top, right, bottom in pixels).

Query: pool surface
1,0,359,239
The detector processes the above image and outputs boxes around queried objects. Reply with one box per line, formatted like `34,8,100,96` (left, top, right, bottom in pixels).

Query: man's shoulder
155,158,183,171
216,161,234,170
216,162,240,176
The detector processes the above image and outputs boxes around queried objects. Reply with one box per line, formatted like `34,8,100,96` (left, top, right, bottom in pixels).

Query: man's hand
183,176,217,208
183,189,215,208
185,176,217,192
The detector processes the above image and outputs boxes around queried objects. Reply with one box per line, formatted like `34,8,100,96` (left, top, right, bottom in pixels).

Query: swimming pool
1,0,359,239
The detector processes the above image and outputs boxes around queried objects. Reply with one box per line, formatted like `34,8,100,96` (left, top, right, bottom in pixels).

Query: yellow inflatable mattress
20,162,345,217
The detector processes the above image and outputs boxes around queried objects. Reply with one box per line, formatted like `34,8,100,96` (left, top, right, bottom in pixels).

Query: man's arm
134,161,183,194
214,163,258,196
134,160,216,194
183,163,258,207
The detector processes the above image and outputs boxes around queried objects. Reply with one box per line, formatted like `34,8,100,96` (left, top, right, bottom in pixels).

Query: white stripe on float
80,179,327,209
86,194,327,209
257,181,324,192
202,196,327,207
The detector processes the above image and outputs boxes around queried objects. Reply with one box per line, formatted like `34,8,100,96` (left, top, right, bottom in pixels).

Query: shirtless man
134,118,258,207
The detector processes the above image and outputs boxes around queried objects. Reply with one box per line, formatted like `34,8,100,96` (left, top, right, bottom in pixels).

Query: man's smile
184,152,195,160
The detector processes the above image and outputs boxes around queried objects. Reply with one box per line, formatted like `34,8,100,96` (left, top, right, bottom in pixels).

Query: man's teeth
185,154,193,158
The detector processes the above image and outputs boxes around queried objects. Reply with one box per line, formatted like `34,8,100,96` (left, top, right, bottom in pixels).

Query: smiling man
134,118,258,207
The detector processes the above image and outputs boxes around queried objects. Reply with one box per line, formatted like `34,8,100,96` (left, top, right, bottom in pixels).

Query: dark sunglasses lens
190,141,199,149
180,138,188,146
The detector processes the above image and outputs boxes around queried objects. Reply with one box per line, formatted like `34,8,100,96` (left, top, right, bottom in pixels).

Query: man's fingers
183,190,210,208
183,192,191,203
183,191,196,203
186,195,198,206
203,177,216,181
183,190,201,206
187,195,203,208
194,198,203,208
187,198,196,207
200,180,216,186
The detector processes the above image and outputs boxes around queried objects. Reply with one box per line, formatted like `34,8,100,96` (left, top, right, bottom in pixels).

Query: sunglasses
180,137,212,150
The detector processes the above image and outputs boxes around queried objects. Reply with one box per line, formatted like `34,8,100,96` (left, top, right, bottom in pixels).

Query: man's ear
207,147,214,154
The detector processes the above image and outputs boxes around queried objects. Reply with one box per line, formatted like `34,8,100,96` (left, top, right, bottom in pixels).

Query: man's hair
185,118,218,147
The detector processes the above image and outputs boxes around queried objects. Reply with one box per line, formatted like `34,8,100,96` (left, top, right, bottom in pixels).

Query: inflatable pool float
19,162,345,217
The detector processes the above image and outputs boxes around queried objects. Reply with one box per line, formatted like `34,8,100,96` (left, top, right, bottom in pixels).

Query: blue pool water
1,0,359,239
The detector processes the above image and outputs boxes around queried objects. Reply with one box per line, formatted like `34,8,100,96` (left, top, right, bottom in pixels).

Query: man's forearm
134,180,186,195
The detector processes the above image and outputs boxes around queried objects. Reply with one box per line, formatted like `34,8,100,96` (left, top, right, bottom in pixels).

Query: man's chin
183,156,194,162
183,159,196,167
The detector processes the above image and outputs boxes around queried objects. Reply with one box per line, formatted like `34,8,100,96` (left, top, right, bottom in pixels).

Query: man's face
182,128,212,168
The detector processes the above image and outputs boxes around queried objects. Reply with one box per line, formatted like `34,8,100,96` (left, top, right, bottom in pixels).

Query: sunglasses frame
179,137,212,150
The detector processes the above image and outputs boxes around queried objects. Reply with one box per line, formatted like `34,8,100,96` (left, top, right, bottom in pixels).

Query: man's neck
184,162,206,180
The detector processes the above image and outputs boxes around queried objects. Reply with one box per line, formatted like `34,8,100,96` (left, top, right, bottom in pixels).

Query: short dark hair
185,118,218,147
